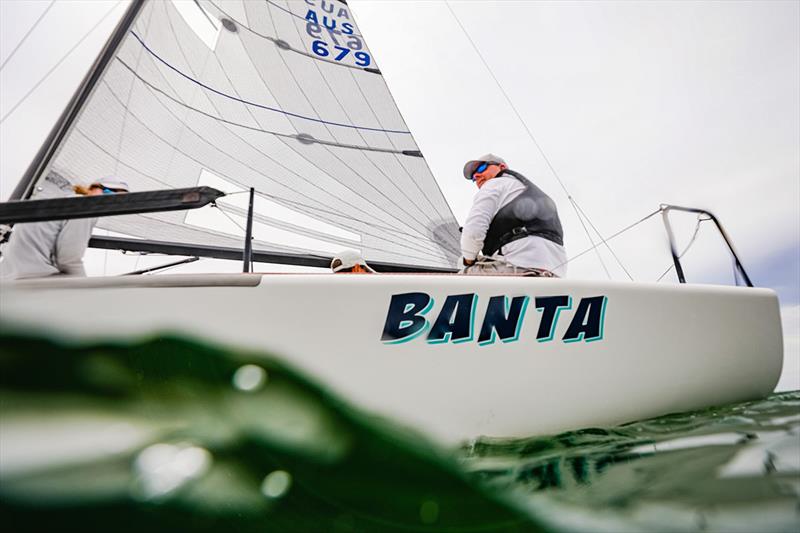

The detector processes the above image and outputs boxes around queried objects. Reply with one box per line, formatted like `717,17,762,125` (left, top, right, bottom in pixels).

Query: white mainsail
20,0,460,269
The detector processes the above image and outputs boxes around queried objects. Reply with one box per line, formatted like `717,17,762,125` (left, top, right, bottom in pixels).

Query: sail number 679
311,40,371,67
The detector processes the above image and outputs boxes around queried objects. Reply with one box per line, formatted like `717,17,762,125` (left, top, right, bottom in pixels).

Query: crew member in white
0,177,129,280
460,154,567,277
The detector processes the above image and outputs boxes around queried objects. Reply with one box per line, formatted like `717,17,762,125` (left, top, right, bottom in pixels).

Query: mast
10,0,147,201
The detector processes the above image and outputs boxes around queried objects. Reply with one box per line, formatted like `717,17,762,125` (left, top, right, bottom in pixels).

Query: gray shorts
463,260,557,277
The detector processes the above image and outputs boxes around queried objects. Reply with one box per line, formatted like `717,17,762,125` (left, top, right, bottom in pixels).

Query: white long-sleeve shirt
461,175,568,277
0,207,97,281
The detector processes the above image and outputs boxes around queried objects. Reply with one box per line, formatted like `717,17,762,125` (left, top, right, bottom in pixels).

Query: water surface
0,332,796,531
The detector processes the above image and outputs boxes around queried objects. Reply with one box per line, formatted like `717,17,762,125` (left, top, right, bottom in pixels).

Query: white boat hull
0,274,783,445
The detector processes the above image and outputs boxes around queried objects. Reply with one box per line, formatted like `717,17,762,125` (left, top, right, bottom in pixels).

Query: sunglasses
471,161,493,180
90,185,126,194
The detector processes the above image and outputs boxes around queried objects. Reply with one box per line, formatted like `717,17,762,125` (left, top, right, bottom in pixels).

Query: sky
0,0,798,389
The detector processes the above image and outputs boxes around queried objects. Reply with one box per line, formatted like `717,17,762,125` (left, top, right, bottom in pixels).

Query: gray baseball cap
463,153,507,180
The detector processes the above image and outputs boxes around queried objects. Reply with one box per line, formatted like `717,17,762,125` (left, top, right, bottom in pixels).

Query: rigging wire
554,207,662,272
444,1,630,280
213,202,249,233
572,200,634,280
573,204,613,280
0,1,121,125
0,0,56,70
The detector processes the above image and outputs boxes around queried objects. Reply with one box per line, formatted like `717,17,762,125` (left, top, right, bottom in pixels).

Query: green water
459,393,799,532
0,332,797,532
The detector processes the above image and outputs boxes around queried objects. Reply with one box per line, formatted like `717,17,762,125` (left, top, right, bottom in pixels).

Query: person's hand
462,257,476,267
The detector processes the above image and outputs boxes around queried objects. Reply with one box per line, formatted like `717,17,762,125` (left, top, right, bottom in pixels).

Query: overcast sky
1,1,798,388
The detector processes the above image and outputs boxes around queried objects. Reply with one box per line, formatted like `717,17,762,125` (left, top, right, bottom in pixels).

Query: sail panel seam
204,0,377,72
116,57,410,155
281,6,454,246
345,7,461,228
129,35,438,246
346,66,459,248
93,79,448,257
247,8,444,244
129,30,410,134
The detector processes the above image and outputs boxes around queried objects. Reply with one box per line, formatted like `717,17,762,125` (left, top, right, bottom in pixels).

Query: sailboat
0,0,783,445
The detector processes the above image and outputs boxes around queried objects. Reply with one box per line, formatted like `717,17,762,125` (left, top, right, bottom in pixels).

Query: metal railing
660,204,753,287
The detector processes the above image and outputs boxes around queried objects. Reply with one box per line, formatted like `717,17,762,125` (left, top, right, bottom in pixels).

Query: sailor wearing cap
460,154,566,277
0,177,130,280
330,249,376,273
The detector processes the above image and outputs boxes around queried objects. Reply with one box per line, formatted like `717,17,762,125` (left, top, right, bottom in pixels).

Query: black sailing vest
482,169,564,257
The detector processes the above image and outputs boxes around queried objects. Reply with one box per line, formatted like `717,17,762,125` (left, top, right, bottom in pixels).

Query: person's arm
53,218,96,276
460,180,505,265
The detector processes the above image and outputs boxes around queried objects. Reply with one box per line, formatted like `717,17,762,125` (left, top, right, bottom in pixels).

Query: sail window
185,206,355,256
170,0,220,50
187,169,361,244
